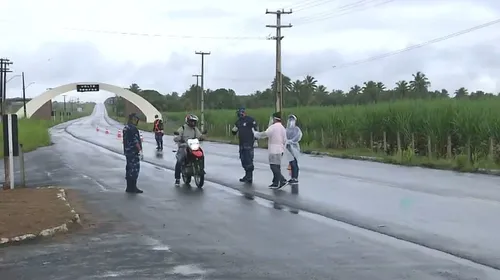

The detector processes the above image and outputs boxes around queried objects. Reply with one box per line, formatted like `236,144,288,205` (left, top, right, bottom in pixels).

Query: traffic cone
105,128,109,134
140,132,144,142
117,129,122,138
96,126,99,132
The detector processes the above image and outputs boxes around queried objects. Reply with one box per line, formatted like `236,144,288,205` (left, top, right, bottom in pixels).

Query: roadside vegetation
0,102,95,156
104,72,500,172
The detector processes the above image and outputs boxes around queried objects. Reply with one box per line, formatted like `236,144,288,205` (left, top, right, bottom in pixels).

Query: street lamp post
6,74,21,84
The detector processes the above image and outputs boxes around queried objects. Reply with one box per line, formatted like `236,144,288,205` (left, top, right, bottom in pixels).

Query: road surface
1,103,500,279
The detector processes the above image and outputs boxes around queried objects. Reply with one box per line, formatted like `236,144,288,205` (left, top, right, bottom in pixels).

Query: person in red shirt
153,115,164,151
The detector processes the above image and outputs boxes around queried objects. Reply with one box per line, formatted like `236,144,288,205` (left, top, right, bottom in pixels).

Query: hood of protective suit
287,115,297,128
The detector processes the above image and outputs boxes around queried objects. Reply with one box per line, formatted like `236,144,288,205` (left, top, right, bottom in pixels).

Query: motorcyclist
173,114,204,186
231,107,258,183
153,114,164,151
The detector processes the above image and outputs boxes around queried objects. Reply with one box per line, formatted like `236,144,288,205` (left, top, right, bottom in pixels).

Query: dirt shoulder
0,187,76,240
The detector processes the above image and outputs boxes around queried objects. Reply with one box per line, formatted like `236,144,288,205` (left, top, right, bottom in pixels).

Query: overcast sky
1,0,499,103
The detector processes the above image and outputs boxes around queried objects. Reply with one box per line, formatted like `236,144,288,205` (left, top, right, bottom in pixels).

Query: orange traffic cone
117,130,122,138
105,128,109,134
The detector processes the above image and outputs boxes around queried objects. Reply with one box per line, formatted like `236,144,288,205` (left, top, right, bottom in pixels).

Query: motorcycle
173,133,205,188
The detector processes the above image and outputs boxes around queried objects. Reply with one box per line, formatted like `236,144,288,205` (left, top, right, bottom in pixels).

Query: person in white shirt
253,112,289,189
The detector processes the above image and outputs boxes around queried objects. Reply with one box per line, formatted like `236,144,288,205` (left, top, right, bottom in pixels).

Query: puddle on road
170,264,207,276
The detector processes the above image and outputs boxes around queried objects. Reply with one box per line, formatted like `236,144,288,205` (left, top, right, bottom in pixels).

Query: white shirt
255,122,287,154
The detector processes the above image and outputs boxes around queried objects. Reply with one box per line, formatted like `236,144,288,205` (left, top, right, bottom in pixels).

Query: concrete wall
31,100,53,120
124,99,145,121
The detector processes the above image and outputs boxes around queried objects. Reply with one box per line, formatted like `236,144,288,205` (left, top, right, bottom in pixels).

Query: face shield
128,114,140,126
287,115,297,128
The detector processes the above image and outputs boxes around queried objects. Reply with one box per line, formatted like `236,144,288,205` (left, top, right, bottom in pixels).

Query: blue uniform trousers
125,154,141,180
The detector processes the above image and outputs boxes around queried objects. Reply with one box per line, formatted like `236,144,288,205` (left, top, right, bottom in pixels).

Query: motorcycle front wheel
193,161,204,188
181,166,191,184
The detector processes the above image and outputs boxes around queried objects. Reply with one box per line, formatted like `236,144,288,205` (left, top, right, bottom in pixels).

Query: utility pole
22,72,26,118
195,51,210,132
192,74,201,110
63,94,67,120
0,58,13,190
0,58,13,116
266,9,292,113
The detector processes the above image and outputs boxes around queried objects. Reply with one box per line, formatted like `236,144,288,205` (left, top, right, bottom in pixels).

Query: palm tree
394,80,409,99
454,87,468,99
409,72,430,98
362,81,379,103
128,83,141,94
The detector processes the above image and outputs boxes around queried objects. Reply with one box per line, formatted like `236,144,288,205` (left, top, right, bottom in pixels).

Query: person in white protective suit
252,112,289,189
285,114,302,183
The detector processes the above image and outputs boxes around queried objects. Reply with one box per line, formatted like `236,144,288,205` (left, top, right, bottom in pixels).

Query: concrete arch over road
16,82,162,123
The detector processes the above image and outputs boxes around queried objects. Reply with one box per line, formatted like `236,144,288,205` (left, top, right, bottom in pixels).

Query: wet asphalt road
1,104,500,279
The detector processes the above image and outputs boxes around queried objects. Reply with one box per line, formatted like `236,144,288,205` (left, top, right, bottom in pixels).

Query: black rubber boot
239,171,252,183
132,178,143,193
125,179,134,193
245,171,253,183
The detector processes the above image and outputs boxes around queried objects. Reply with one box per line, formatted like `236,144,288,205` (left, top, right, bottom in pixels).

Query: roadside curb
0,186,81,247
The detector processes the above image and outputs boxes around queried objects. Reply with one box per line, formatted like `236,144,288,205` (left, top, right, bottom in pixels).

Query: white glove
253,140,258,148
139,151,144,161
252,128,258,137
286,139,292,145
231,126,238,133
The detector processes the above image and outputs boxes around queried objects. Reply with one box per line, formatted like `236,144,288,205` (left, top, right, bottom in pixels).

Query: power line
288,0,338,12
0,19,267,41
295,0,396,25
210,18,500,81
331,18,500,69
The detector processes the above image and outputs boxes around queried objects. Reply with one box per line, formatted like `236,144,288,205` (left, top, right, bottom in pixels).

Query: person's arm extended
254,125,272,139
231,121,238,135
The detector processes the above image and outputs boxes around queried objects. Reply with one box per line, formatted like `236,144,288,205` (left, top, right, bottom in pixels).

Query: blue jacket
232,115,257,148
123,124,141,156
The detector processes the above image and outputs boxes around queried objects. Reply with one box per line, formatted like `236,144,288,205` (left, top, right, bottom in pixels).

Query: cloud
161,8,233,20
2,0,500,103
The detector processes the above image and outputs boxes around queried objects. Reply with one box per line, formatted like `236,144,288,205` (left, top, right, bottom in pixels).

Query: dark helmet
128,113,140,125
154,114,159,119
236,107,246,118
185,114,199,128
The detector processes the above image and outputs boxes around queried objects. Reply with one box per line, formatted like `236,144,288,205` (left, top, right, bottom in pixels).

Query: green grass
0,103,96,157
161,99,500,173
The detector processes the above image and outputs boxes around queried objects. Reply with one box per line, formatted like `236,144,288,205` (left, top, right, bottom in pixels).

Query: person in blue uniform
231,107,258,183
122,113,144,193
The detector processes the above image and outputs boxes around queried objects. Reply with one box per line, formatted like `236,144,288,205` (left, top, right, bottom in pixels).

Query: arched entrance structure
16,82,162,123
